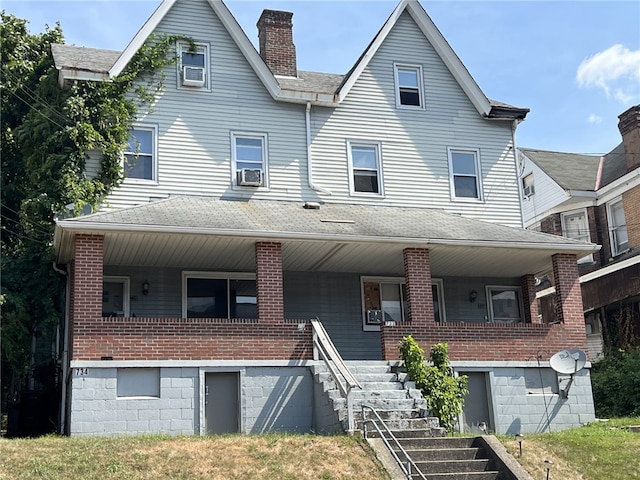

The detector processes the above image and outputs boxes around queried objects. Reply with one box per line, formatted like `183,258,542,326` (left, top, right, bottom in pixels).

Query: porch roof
54,197,598,277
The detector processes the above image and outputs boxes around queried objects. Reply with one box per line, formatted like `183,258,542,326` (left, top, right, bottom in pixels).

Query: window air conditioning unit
182,66,206,87
523,184,535,197
238,168,263,187
367,310,384,325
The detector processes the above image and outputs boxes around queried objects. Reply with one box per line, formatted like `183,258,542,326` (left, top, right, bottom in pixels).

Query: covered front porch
55,197,596,363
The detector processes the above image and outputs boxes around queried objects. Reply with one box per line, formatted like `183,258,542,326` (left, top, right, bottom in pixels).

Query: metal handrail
310,318,362,432
362,405,427,480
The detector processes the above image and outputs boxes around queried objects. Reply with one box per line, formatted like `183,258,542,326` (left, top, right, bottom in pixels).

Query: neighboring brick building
520,105,640,361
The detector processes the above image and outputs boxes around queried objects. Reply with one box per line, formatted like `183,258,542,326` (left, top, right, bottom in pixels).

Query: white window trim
123,124,159,184
177,41,210,92
393,63,425,109
561,208,593,264
230,131,269,190
447,147,483,202
347,140,384,197
485,285,523,324
606,197,629,257
360,276,444,331
182,271,256,319
103,276,130,317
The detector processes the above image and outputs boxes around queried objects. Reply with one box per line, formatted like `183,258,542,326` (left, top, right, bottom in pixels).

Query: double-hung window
232,133,268,188
607,198,628,256
361,277,444,331
348,141,383,195
561,209,593,264
486,286,522,323
178,42,209,90
522,173,535,198
183,273,257,319
394,64,424,108
448,148,482,201
124,126,157,182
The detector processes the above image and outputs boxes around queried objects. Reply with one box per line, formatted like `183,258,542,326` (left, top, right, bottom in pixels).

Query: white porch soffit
55,197,597,278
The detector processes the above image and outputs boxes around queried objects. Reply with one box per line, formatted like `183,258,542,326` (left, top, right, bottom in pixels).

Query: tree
0,12,185,422
399,337,468,433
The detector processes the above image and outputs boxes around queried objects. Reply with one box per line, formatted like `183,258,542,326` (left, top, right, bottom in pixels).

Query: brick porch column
255,241,284,323
552,253,584,326
403,248,434,325
71,234,104,359
520,273,539,323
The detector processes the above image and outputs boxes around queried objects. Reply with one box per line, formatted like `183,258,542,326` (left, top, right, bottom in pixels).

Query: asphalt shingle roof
51,44,120,73
66,196,590,247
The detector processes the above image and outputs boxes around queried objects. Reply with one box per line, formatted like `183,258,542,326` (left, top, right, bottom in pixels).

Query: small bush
591,347,640,418
399,337,468,432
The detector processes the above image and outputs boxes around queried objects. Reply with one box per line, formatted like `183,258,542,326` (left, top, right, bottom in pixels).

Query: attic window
394,64,424,108
178,42,209,90
522,174,535,198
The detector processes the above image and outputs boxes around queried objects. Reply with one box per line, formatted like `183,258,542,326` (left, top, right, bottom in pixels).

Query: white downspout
512,119,525,228
306,102,332,195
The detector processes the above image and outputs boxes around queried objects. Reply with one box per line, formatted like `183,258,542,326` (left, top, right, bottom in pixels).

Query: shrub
591,347,640,418
399,337,468,432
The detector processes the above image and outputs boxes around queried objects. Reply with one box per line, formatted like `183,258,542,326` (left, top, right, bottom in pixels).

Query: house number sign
74,368,89,376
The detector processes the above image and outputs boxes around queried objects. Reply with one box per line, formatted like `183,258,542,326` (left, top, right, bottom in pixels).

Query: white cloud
587,114,602,124
576,44,640,102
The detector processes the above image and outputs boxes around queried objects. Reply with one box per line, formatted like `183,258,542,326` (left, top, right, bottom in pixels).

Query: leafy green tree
399,337,468,432
0,12,186,416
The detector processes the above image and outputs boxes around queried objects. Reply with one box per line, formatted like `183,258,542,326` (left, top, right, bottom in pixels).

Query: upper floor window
124,126,157,182
361,276,444,331
607,198,628,256
183,272,257,319
348,141,383,196
486,286,522,323
522,173,535,198
178,42,209,90
561,209,593,264
232,133,268,188
394,64,424,108
448,148,482,201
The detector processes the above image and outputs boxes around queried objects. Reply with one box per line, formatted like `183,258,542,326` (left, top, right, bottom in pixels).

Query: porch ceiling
55,197,599,278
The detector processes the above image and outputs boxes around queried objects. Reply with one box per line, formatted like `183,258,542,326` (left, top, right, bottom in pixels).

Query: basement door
459,371,493,434
205,372,239,434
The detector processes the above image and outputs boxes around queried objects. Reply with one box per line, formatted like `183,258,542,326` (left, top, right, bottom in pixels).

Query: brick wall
540,213,562,236
552,253,585,334
71,317,312,361
520,274,539,323
71,234,104,360
403,248,434,325
256,241,285,323
380,321,588,361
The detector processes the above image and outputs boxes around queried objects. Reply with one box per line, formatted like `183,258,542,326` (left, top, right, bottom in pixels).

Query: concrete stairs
312,361,443,434
389,436,501,479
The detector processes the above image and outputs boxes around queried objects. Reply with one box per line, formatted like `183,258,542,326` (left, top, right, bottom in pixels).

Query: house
52,0,599,437
520,105,640,362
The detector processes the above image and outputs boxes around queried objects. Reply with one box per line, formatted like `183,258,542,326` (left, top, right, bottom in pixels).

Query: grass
0,433,391,480
3,419,640,479
499,417,640,480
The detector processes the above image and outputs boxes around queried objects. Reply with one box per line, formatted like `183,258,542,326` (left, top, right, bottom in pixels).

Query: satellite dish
550,349,587,375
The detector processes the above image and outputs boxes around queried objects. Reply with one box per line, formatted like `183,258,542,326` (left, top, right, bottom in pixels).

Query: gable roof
521,143,628,192
50,0,527,117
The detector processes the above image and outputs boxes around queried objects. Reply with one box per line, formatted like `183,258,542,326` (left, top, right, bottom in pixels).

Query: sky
3,0,640,155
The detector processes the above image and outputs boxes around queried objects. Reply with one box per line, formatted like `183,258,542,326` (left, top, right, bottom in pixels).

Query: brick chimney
618,104,640,172
257,9,297,78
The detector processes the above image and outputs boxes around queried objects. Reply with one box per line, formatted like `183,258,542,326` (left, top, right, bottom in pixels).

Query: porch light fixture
142,280,150,296
469,290,478,302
